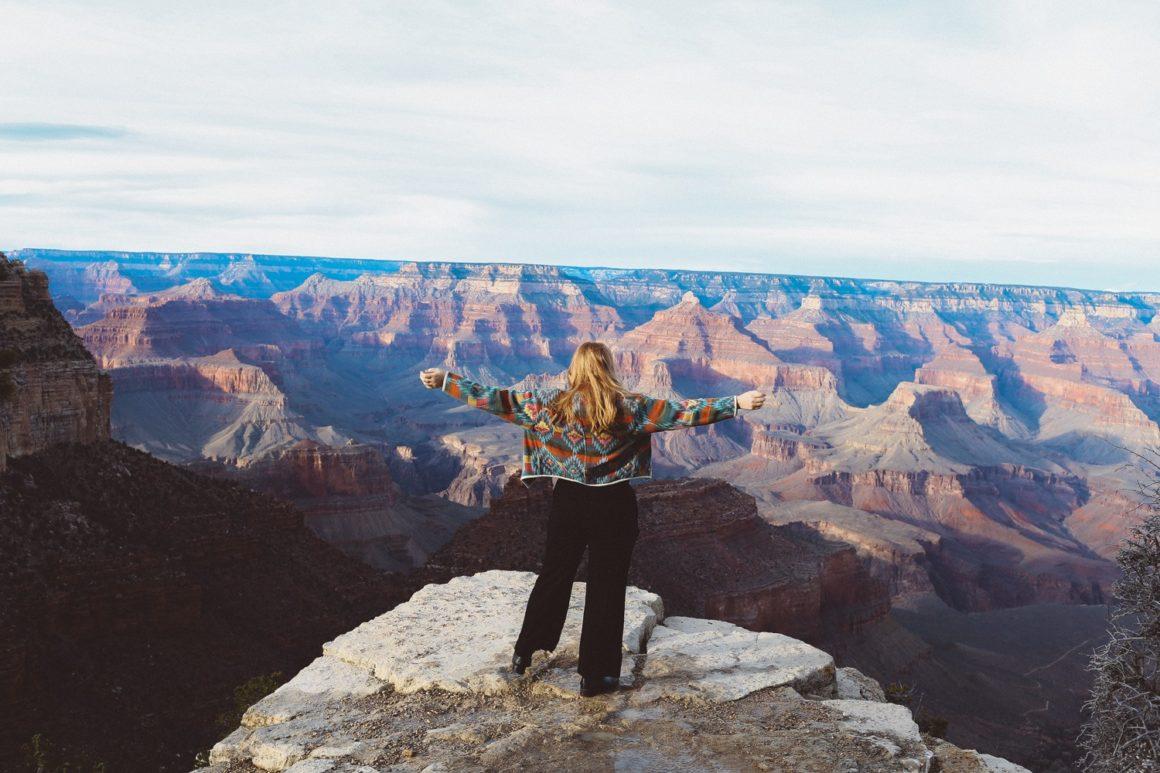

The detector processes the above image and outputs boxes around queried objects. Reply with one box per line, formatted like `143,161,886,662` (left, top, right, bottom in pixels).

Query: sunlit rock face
202,570,1027,773
78,279,313,367
0,256,110,471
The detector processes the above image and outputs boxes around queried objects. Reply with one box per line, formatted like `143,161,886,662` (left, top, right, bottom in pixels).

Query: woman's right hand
419,368,446,389
737,390,767,410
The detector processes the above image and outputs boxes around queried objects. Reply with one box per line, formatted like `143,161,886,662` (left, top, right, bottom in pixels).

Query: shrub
883,680,915,706
214,672,284,730
20,733,107,772
1080,450,1160,771
883,679,949,739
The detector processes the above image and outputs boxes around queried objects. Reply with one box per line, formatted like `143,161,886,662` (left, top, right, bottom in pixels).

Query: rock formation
746,381,1117,610
78,279,312,368
202,570,1027,773
109,349,339,465
212,440,482,571
0,254,110,472
613,290,786,391
270,263,624,382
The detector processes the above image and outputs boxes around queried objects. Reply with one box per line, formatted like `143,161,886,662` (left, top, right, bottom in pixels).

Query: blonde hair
548,341,631,433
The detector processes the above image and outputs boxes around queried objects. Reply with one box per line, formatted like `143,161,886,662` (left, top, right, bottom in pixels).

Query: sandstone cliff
0,254,111,472
78,278,312,368
201,570,1027,773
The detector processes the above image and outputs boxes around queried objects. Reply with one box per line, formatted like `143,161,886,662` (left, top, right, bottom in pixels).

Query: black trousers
514,478,640,678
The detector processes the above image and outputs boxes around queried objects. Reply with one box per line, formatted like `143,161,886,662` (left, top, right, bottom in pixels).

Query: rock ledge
201,570,1026,773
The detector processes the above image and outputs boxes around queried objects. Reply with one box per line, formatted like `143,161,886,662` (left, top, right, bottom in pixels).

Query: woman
419,341,765,697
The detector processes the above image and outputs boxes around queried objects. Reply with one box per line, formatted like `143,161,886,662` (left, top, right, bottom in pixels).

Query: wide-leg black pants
514,478,640,678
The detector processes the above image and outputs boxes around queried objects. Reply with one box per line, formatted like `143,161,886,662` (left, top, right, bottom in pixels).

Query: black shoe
579,675,620,697
511,651,532,676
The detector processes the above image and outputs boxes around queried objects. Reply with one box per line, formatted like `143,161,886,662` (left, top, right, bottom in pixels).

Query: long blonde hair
548,341,631,433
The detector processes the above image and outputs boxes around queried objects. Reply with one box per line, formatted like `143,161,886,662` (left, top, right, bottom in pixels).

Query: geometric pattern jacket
441,371,738,486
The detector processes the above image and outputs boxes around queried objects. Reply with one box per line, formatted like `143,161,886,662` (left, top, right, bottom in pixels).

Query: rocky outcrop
782,461,1114,610
745,380,1126,609
807,382,1058,475
0,255,111,471
215,440,482,571
914,344,1029,437
202,570,1027,773
417,475,890,648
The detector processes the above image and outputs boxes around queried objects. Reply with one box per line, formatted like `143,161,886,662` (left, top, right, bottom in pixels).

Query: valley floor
841,595,1110,771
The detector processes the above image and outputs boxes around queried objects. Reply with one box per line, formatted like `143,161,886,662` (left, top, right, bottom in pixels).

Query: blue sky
2,1,1158,291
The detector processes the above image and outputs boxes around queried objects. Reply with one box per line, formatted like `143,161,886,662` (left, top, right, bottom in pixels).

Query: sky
1,1,1158,291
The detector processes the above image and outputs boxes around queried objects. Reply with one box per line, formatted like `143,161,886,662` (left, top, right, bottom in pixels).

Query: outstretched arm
630,390,765,433
419,368,539,429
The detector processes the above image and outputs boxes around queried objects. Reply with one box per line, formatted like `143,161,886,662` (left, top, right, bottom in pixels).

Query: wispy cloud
0,122,128,141
0,0,1158,290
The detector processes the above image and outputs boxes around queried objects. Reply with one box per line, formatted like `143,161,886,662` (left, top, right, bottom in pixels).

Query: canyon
10,247,1160,769
0,253,412,770
19,249,1153,601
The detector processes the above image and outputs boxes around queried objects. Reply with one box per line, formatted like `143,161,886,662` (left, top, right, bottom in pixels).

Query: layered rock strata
216,440,482,571
0,255,111,471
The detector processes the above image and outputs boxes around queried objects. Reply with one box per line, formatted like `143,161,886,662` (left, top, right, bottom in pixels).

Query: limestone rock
824,698,926,768
929,741,1032,772
323,570,662,695
636,616,835,702
835,666,887,701
242,656,385,727
201,570,1025,773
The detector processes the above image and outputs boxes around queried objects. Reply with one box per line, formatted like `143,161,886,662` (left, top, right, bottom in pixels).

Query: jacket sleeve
629,394,737,434
441,371,541,429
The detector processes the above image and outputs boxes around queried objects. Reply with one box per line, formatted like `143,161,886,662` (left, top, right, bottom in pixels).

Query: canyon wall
0,254,111,471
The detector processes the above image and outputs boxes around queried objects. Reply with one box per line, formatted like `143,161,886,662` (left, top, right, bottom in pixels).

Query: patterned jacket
440,371,739,486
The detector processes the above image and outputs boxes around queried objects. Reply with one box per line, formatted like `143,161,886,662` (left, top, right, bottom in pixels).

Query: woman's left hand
737,390,766,410
419,368,446,389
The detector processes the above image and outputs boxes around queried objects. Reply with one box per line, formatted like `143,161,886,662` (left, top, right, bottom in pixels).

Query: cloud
0,123,129,141
0,1,1157,291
